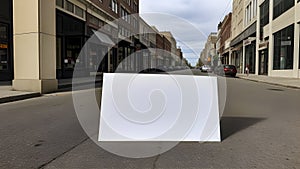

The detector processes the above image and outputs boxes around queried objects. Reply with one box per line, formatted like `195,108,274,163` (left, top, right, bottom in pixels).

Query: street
0,72,299,169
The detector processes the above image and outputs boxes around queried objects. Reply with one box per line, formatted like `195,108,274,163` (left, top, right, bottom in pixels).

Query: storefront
0,0,13,81
231,46,243,73
56,10,86,79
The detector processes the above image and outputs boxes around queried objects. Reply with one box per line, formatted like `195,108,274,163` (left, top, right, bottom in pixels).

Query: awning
92,30,115,46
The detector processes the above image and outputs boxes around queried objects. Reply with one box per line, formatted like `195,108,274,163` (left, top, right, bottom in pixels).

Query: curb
58,80,102,89
237,76,300,90
0,80,103,104
0,93,41,104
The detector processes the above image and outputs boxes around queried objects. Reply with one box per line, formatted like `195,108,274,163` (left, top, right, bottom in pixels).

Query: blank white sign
99,73,220,142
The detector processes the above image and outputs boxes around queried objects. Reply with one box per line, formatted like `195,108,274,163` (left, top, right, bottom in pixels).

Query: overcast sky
140,0,232,66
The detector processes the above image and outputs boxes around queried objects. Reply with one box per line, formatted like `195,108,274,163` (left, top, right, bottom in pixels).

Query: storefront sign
281,41,291,46
0,44,8,49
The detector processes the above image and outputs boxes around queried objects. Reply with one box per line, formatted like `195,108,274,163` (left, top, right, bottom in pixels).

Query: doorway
259,49,268,75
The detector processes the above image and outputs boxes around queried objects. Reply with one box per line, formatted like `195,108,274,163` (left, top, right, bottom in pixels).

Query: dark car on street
139,68,166,74
214,65,237,77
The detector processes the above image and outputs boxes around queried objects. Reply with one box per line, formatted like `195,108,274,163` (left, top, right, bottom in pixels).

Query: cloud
140,0,232,65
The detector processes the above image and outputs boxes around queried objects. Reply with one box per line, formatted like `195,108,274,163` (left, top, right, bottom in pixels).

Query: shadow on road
220,116,265,141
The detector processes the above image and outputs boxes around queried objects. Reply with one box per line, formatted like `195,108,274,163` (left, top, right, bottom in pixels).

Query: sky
140,0,232,66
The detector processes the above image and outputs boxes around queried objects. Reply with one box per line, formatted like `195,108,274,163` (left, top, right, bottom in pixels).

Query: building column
229,50,232,65
256,3,260,76
12,0,57,93
294,23,300,78
268,0,274,76
242,41,246,74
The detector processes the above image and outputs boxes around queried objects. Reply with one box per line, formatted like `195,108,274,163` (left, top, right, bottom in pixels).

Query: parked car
214,65,237,77
201,65,212,72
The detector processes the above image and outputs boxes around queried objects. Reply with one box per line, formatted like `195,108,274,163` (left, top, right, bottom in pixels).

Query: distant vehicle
214,64,237,77
201,65,212,72
139,68,166,74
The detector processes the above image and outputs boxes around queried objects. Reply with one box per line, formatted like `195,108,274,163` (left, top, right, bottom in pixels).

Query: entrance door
62,36,84,78
0,23,12,81
259,49,268,75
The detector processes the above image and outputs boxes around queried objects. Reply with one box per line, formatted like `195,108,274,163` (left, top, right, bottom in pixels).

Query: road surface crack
37,137,89,169
152,154,160,169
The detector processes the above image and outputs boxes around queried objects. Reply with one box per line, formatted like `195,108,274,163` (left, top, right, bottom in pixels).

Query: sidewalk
0,85,41,104
0,76,103,104
237,74,300,89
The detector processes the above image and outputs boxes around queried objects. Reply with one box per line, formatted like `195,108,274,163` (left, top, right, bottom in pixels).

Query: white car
201,65,212,72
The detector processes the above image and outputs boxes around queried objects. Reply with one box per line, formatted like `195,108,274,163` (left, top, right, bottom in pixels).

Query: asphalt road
0,71,299,169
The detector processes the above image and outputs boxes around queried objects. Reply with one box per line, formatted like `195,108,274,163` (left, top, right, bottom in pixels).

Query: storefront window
0,26,7,40
0,24,8,71
0,48,8,70
273,24,294,70
65,37,82,70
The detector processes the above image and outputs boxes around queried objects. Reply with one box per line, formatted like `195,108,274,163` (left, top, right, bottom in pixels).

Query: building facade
0,0,182,93
228,0,300,78
258,0,300,78
200,33,218,66
160,31,177,66
219,13,232,65
230,0,258,74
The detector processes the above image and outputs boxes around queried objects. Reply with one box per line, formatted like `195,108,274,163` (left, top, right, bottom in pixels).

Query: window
132,17,138,29
133,1,138,12
260,0,269,27
124,0,131,6
121,7,130,23
260,0,269,40
89,15,99,26
273,0,294,19
253,0,257,16
75,5,84,18
273,24,294,70
110,0,118,14
66,1,74,13
56,0,64,8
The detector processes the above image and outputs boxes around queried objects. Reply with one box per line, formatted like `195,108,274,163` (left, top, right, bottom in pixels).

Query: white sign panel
99,73,220,142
